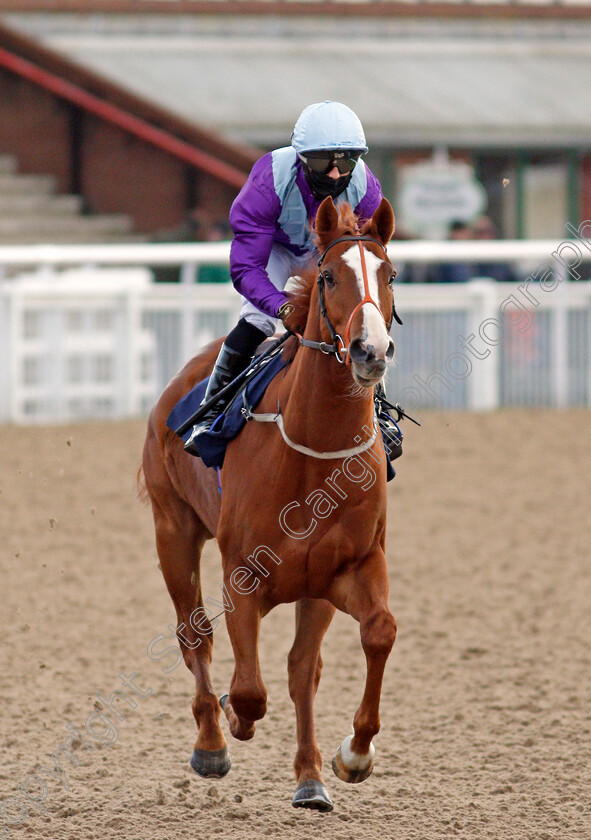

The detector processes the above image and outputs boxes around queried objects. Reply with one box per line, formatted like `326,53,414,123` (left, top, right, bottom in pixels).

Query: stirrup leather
184,344,252,456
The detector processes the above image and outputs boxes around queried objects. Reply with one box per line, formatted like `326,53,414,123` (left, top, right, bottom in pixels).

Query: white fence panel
0,268,158,423
1,239,590,423
0,269,243,424
388,275,591,411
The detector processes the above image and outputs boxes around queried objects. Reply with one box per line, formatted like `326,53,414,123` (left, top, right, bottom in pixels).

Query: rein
299,234,403,364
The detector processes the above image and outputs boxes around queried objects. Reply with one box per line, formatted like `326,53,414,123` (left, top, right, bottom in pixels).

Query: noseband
300,234,403,364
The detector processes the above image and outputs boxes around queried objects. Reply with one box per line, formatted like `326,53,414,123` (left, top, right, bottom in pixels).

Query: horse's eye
388,271,397,288
323,271,335,288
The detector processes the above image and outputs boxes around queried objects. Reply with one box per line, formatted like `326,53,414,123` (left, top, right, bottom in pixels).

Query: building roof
2,2,591,17
4,12,591,149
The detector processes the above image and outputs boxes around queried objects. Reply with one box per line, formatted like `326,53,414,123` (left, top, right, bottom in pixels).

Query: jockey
185,101,398,457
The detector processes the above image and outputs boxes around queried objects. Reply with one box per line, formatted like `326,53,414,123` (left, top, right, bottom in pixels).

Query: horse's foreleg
152,500,230,779
288,597,336,812
221,587,266,741
328,549,396,784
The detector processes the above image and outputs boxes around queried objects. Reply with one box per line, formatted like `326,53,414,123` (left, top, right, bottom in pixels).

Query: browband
317,235,388,267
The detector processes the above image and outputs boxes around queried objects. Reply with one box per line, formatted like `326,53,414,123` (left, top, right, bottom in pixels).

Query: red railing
0,46,248,190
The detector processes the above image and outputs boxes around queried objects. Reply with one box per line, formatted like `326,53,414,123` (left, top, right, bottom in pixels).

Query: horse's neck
278,319,374,452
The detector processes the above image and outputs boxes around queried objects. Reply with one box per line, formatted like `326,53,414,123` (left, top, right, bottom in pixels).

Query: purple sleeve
229,154,289,318
355,165,383,225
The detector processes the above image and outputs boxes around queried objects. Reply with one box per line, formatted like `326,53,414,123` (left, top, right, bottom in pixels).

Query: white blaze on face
341,245,391,358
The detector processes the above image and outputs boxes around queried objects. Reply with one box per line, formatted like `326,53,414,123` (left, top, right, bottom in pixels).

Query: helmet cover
291,101,368,155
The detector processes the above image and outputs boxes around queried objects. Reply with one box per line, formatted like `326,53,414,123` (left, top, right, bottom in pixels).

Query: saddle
167,349,403,479
167,350,289,469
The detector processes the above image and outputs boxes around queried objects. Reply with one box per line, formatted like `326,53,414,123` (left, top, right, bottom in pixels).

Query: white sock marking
340,734,375,770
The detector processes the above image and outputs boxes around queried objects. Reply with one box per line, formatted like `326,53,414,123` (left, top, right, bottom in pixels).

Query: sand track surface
1,410,590,840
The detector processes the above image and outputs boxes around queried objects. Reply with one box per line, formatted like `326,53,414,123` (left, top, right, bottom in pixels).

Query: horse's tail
136,463,149,505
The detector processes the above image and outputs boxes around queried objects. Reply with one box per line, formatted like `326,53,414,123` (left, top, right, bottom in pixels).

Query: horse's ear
364,198,395,246
315,196,340,243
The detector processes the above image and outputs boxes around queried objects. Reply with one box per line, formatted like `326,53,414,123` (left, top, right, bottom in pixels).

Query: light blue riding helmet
291,101,369,154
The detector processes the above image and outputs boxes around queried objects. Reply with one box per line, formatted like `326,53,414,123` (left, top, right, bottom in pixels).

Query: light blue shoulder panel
339,161,368,213
272,147,313,250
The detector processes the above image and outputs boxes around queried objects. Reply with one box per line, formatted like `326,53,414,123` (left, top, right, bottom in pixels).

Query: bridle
240,234,404,460
299,234,403,364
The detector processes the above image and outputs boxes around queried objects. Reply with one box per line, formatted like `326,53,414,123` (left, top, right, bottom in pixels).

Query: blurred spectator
190,209,232,283
152,207,232,244
429,220,474,283
152,207,232,283
472,215,518,282
449,220,473,241
190,208,232,243
391,225,431,283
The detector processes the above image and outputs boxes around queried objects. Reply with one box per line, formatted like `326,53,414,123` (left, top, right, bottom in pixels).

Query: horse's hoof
190,747,231,779
219,693,229,710
331,736,375,784
292,779,333,812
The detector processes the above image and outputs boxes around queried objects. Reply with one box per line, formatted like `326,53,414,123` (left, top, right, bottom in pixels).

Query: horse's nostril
348,339,368,363
350,338,393,367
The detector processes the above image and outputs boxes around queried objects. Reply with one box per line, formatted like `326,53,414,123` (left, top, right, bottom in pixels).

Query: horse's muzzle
349,338,394,386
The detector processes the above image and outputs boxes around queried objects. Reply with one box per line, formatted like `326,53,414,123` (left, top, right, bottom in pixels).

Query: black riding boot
184,343,251,456
374,381,403,461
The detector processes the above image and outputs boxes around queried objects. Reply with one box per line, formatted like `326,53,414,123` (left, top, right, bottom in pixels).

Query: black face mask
304,169,352,201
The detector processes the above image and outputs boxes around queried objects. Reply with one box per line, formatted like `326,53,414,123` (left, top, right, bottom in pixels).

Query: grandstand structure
0,12,259,242
1,0,590,421
0,0,590,241
0,2,590,15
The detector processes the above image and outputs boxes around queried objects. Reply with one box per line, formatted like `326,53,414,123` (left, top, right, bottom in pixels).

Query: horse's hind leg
150,494,230,778
288,598,336,812
327,549,396,784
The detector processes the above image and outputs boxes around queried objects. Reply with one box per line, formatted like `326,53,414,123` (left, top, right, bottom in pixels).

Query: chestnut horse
140,196,398,812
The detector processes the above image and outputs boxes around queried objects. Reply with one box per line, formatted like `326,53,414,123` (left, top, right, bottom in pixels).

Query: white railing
0,238,590,423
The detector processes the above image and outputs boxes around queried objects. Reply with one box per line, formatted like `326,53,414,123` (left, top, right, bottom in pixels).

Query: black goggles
298,151,362,175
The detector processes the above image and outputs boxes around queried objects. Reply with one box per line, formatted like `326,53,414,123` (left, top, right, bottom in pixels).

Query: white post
0,287,9,422
8,287,21,423
180,262,197,366
48,300,65,422
123,288,142,416
466,279,500,410
551,261,569,408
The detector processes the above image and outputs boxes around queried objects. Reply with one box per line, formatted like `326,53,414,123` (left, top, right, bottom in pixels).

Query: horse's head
314,196,397,388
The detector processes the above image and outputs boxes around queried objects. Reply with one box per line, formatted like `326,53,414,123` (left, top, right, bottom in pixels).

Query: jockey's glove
277,301,296,330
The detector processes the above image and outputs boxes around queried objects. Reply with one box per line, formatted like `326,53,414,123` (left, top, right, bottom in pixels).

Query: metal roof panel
4,15,591,147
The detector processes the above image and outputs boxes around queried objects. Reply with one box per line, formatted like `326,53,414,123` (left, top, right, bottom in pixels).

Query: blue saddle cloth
166,351,288,469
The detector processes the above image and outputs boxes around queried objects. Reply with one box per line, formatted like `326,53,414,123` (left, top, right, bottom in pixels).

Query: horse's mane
287,203,366,331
